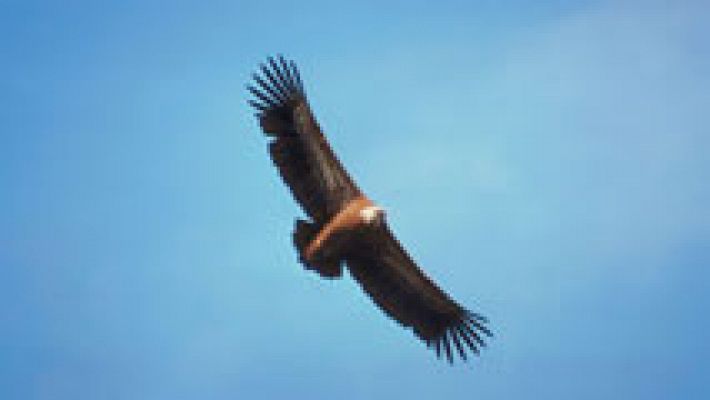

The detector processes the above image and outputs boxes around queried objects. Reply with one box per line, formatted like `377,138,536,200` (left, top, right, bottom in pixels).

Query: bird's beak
376,207,386,224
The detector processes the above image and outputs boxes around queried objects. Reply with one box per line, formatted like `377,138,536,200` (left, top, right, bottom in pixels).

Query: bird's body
248,55,491,362
303,195,380,261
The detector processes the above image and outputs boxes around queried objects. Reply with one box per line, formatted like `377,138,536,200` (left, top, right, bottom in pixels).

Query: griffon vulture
248,55,492,363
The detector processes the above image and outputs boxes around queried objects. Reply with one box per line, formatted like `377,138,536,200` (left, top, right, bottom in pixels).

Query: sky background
1,0,709,399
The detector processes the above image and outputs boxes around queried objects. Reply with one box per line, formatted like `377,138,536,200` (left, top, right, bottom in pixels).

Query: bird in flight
248,55,492,363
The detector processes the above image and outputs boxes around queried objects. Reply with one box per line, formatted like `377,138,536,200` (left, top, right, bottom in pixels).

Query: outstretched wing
248,55,361,224
345,225,492,363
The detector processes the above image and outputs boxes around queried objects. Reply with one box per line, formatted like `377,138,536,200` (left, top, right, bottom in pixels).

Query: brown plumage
248,55,492,363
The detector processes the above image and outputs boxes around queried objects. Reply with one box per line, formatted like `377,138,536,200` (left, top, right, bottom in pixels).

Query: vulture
247,55,492,363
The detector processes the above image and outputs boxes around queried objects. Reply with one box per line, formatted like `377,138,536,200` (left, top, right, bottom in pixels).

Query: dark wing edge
247,55,360,224
346,226,492,363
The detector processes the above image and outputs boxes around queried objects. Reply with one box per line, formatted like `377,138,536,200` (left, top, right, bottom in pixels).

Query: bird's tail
293,219,343,279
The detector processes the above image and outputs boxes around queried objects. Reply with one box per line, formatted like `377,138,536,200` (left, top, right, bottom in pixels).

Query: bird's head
360,205,386,226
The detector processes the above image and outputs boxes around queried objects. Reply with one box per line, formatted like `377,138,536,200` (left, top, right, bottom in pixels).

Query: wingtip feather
428,310,491,363
248,54,307,136
442,331,454,364
450,329,467,361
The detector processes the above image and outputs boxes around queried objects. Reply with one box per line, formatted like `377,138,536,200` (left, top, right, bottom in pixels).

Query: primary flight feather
248,55,492,363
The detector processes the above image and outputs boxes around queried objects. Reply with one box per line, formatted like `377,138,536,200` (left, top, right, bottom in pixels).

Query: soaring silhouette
248,55,491,362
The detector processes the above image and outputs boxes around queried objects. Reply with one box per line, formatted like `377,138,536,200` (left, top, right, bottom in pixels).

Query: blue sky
1,0,709,399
